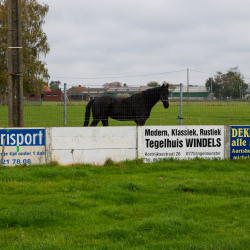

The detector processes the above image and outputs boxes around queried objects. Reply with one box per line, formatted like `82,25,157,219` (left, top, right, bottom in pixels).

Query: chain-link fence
0,84,249,127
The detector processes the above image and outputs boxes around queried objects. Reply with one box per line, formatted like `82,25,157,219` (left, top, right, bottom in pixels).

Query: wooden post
7,0,24,127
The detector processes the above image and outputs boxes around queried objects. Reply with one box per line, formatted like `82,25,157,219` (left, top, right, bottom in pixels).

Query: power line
50,69,187,80
190,69,250,80
189,69,214,75
50,68,250,81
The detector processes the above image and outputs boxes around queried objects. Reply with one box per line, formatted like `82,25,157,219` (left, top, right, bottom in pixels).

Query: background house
67,85,88,101
103,82,123,88
25,85,51,100
43,91,63,101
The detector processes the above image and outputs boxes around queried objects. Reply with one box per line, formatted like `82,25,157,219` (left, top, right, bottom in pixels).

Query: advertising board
143,126,224,162
230,126,250,160
0,128,45,166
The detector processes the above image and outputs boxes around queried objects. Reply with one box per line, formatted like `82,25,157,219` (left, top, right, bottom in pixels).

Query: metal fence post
180,83,183,125
64,83,67,127
187,69,189,106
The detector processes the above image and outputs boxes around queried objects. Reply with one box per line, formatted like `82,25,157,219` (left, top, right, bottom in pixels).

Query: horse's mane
139,87,162,97
126,86,164,100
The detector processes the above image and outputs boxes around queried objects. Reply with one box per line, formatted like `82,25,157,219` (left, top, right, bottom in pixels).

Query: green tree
147,81,160,87
49,81,61,91
0,0,50,95
205,67,248,99
220,68,248,99
205,77,220,98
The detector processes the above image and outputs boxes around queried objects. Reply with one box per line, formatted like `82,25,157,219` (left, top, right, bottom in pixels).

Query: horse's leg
90,119,100,126
101,118,109,126
137,119,146,126
142,118,147,125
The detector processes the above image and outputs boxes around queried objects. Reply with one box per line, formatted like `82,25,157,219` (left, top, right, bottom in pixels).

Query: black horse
84,83,169,126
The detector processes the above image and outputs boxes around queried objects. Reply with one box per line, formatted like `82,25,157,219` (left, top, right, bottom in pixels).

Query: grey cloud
43,0,250,86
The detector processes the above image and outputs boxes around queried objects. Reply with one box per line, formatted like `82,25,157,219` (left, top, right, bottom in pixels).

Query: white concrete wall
47,127,138,165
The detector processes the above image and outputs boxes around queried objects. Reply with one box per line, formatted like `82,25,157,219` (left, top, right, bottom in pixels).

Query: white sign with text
143,126,224,162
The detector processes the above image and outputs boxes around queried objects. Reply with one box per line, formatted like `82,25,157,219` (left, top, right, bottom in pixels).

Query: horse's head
160,83,169,109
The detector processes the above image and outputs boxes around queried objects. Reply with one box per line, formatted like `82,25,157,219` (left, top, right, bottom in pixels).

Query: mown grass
0,158,250,249
0,100,250,127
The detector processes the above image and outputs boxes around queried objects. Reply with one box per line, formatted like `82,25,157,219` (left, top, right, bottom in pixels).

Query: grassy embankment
0,158,250,249
0,100,249,127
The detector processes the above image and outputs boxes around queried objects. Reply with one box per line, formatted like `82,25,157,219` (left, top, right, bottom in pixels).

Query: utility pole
7,0,24,127
64,83,67,127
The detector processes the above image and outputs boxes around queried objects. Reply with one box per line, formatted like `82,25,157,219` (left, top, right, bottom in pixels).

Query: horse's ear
162,83,169,88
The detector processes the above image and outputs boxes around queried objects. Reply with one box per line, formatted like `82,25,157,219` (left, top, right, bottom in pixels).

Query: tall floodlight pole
7,0,24,127
211,78,213,93
187,68,189,106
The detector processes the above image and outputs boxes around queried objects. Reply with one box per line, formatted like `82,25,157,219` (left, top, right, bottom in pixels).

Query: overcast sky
43,0,250,87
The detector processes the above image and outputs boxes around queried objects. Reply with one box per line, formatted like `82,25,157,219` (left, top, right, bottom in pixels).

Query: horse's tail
84,99,95,126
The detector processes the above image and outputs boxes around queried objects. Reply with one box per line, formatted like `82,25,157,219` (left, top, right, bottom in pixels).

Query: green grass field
0,100,250,127
0,158,250,249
